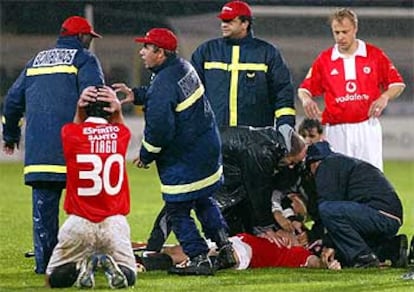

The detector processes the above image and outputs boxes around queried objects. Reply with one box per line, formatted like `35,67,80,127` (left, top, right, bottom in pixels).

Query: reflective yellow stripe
161,166,223,194
142,138,162,153
275,108,296,118
24,165,66,174
26,65,78,76
204,62,228,70
229,63,268,72
204,46,270,126
176,85,205,112
229,46,240,126
204,62,267,72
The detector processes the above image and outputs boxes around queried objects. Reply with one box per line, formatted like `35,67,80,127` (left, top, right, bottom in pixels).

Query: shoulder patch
178,69,201,98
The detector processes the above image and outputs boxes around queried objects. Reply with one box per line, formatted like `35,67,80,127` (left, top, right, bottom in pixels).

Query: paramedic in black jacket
306,141,405,268
215,125,307,239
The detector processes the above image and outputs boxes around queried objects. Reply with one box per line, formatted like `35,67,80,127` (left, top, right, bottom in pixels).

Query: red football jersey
237,233,312,268
299,40,405,125
61,118,131,223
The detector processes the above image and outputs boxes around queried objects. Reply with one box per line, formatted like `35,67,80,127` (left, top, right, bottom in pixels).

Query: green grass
0,161,413,291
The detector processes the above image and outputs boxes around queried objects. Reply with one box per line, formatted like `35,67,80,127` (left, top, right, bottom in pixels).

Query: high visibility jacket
191,32,295,128
139,55,223,202
2,36,104,185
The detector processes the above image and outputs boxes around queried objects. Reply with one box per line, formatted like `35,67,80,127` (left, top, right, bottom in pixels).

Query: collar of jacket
150,53,178,74
56,36,85,50
224,30,254,45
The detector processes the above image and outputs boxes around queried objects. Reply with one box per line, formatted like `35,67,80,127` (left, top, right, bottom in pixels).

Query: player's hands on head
79,86,99,108
96,85,121,114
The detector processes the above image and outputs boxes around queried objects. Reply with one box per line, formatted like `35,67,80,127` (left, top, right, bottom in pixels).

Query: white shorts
46,214,136,275
325,118,383,171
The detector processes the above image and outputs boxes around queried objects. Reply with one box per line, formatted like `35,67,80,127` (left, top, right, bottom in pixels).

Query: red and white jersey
61,117,131,223
299,40,405,125
233,233,312,269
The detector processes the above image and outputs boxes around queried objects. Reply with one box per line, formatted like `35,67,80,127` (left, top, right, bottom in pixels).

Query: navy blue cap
306,141,334,165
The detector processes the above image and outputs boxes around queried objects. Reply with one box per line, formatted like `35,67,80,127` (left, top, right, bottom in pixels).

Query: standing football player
298,8,405,171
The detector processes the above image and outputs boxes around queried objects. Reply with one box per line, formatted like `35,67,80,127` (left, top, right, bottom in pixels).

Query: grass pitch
0,161,412,291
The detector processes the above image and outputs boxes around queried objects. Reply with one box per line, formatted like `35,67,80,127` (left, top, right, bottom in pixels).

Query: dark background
1,0,413,114
2,0,412,35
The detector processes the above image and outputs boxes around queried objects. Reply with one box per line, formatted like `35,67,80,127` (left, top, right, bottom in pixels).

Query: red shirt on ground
237,233,312,268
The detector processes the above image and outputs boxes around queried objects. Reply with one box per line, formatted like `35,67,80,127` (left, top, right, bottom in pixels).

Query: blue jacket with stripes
191,31,296,128
2,36,104,185
139,55,223,202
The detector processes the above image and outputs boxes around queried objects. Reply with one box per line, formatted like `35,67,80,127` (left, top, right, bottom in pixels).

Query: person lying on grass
135,232,341,272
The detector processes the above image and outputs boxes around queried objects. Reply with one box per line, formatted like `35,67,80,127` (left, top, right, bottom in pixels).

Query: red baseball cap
61,16,102,38
135,28,178,51
218,1,252,21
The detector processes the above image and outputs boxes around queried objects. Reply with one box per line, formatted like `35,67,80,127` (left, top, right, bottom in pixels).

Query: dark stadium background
1,0,413,115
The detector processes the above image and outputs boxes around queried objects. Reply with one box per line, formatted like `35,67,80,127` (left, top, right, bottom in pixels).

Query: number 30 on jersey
76,153,124,196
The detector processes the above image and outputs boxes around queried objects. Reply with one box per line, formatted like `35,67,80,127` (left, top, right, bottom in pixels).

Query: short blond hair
329,8,358,27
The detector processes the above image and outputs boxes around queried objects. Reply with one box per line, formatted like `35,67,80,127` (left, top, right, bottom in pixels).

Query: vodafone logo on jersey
335,81,369,103
346,81,357,93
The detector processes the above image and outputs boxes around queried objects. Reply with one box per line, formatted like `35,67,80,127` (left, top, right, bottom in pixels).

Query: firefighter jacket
191,31,295,128
2,36,104,185
139,55,223,202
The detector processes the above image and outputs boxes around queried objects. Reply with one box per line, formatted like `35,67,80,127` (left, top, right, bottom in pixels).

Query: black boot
212,229,237,270
213,243,236,270
374,234,408,268
168,254,214,276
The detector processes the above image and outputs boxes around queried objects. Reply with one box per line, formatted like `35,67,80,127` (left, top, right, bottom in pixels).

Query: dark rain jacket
191,31,295,128
2,36,104,185
214,126,299,232
314,153,403,222
139,55,223,202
